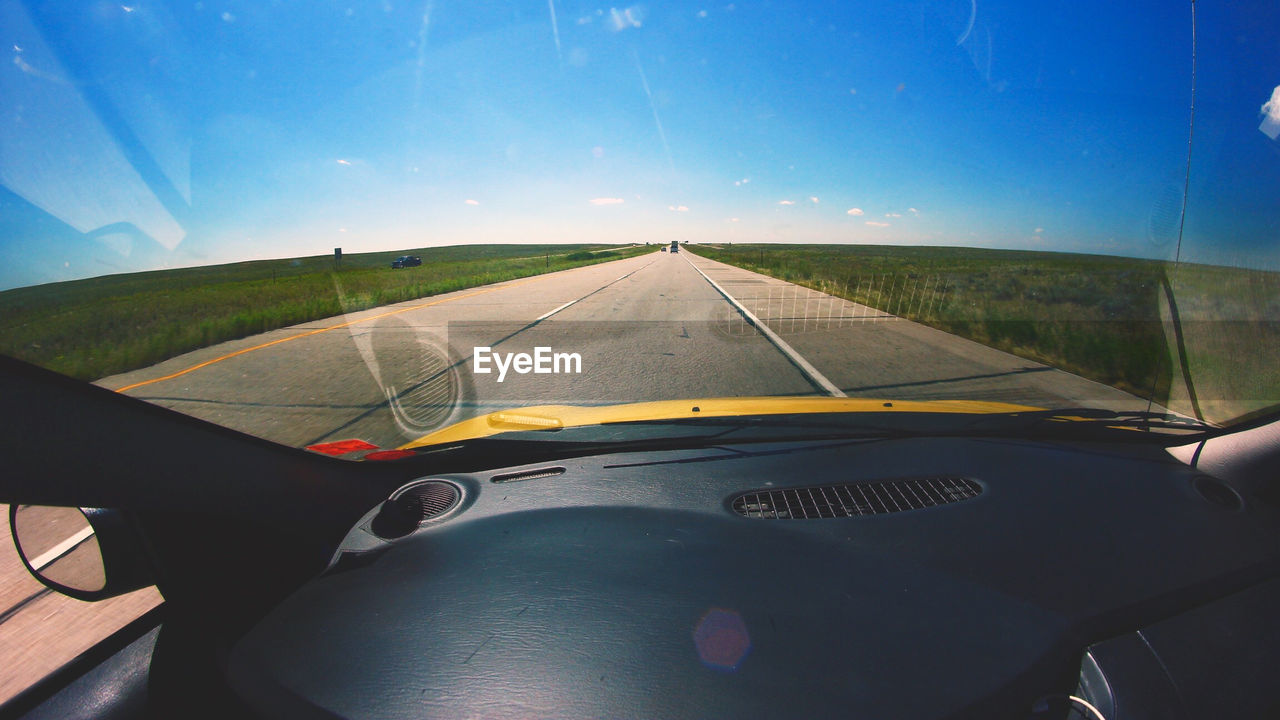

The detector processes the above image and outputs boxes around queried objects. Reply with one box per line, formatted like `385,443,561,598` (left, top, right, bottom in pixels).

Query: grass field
694,244,1280,424
0,244,646,382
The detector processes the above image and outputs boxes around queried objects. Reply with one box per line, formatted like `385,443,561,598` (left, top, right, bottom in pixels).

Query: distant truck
669,241,679,253
391,255,422,268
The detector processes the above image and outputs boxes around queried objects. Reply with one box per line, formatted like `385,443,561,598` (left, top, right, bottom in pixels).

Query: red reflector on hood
306,439,379,456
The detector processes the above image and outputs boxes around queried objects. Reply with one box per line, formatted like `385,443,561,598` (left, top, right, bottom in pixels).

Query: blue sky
1,0,1278,289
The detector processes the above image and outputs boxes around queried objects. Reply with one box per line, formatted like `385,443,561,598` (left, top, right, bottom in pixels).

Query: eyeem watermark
473,346,582,382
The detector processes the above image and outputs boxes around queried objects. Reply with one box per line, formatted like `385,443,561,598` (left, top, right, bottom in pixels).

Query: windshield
2,1,1277,439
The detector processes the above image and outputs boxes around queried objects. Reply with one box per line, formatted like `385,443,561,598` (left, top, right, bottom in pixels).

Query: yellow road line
113,277,542,394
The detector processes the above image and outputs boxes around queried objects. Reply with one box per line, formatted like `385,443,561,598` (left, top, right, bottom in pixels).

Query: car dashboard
225,434,1280,719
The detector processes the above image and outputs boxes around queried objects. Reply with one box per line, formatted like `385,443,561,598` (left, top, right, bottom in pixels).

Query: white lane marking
682,253,847,398
30,526,95,572
531,258,655,324
533,270,639,321
535,300,578,322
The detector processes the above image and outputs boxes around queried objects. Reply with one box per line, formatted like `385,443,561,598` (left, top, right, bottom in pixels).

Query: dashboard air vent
731,477,982,519
1191,475,1243,511
405,480,462,519
371,480,463,538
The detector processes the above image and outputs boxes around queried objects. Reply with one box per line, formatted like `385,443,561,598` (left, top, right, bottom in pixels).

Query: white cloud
590,197,625,205
885,213,902,218
729,217,740,223
846,207,863,216
1261,85,1280,140
734,177,750,186
336,159,351,166
1034,227,1044,233
907,207,919,215
464,199,480,206
667,205,689,212
865,221,890,227
697,9,708,18
778,200,795,206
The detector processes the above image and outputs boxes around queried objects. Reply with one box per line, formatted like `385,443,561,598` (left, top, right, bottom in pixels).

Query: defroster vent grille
731,477,982,519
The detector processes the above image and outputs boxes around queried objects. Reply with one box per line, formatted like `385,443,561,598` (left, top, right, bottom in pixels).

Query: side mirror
9,505,155,602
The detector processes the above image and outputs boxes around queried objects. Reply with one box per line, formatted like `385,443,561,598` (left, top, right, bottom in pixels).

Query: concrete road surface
98,249,1141,449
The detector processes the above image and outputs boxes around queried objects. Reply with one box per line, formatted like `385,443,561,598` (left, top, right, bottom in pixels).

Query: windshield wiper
619,408,1214,438
962,407,1216,440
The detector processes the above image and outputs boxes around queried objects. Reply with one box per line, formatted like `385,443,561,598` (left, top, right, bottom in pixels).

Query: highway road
2,250,1145,701
98,249,1142,450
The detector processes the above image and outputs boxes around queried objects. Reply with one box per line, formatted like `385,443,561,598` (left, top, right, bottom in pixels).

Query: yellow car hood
400,397,1043,449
